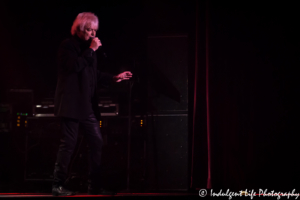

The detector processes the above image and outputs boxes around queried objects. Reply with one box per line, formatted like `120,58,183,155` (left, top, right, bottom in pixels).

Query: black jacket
54,35,114,120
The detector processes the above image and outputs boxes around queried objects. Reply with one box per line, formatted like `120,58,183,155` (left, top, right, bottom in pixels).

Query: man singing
52,12,132,196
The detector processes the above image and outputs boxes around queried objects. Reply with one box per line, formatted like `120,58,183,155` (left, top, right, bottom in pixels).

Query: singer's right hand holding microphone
90,37,102,51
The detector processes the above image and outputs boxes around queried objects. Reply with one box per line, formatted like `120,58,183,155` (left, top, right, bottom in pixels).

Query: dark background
207,1,298,191
0,0,299,194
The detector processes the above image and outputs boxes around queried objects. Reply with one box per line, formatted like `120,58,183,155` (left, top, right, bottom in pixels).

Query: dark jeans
53,113,103,189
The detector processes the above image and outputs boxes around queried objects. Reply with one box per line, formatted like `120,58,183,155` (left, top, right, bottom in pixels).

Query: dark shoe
88,188,116,195
52,186,76,196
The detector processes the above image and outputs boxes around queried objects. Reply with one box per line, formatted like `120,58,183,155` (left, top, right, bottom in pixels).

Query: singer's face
77,22,98,41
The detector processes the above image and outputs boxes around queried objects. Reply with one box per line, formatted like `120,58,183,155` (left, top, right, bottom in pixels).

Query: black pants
53,113,103,189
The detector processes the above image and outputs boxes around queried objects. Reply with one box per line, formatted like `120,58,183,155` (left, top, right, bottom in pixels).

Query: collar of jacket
72,34,91,50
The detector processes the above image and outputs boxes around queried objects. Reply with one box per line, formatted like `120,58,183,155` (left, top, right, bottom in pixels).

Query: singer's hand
114,71,133,82
90,37,102,51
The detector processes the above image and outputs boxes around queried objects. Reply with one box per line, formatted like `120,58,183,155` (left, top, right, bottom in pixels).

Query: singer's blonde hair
71,12,99,35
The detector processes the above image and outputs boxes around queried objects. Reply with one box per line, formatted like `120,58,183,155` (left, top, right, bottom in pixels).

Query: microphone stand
125,78,134,192
126,55,137,192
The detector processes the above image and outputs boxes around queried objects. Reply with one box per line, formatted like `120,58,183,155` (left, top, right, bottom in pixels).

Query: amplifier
98,103,119,116
33,104,119,117
0,104,12,132
33,104,54,117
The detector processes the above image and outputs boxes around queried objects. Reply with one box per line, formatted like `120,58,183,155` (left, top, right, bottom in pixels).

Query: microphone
90,36,107,58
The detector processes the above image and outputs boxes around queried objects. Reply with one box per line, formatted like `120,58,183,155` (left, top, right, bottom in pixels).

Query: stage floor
0,192,199,198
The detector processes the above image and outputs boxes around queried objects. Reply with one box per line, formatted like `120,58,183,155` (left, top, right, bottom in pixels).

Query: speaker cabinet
146,35,189,191
146,114,189,191
147,35,188,113
25,117,63,180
